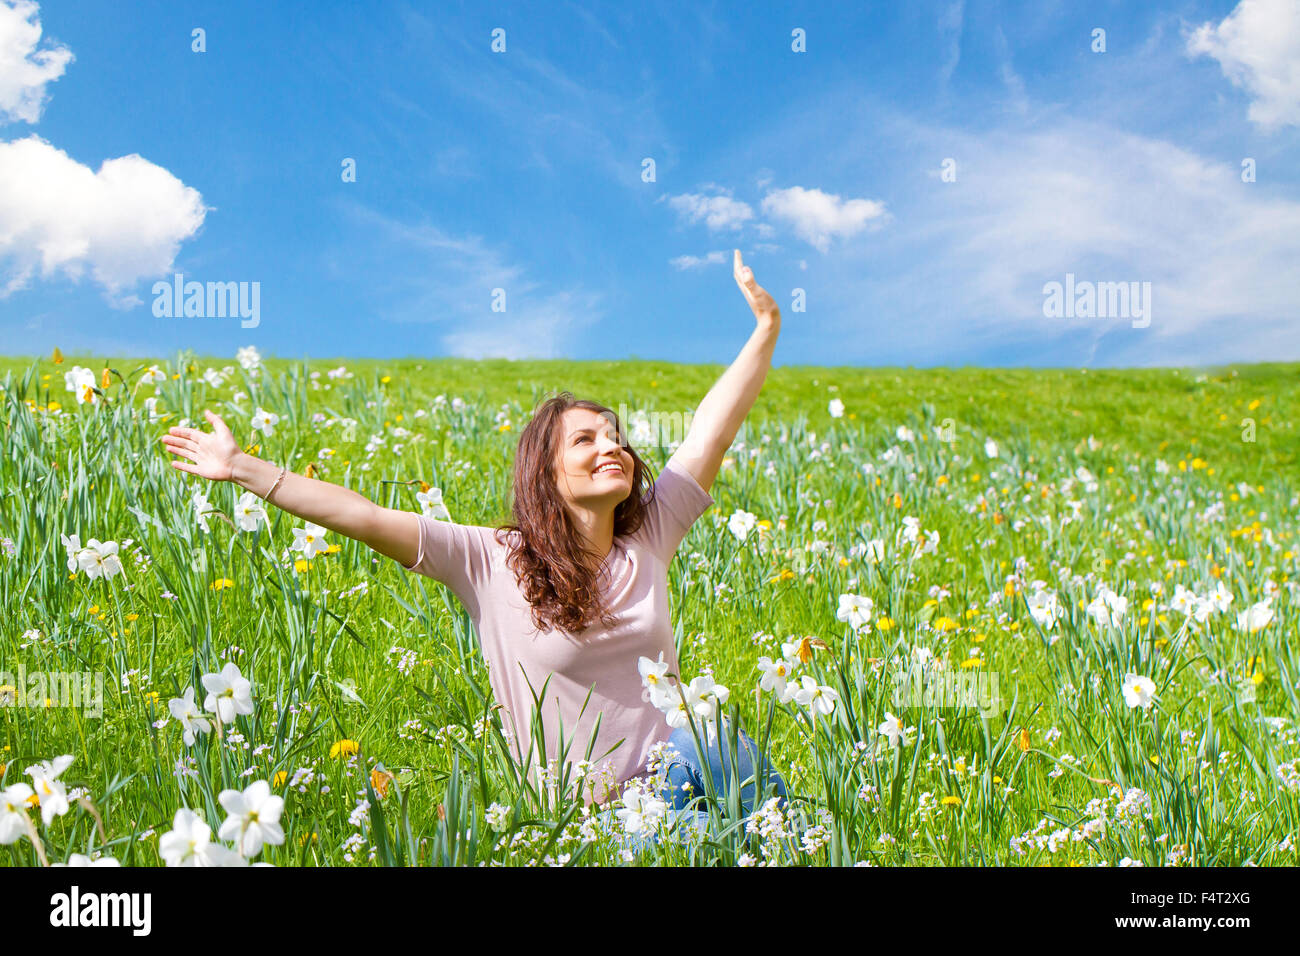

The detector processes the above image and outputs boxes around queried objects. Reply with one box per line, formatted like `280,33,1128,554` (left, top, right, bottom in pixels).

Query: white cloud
0,0,71,123
0,136,207,304
669,250,727,270
759,186,888,253
938,0,964,87
663,191,754,231
1187,0,1300,130
818,117,1300,365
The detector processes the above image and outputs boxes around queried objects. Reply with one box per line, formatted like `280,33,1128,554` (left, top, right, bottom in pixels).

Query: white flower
1206,581,1234,613
140,364,167,385
984,438,999,459
159,808,240,866
25,755,75,826
76,539,123,580
638,653,676,710
1086,586,1127,628
1027,588,1062,628
1236,599,1274,633
251,406,280,437
1170,584,1198,616
828,398,845,419
837,593,875,632
616,786,668,835
757,655,794,698
878,712,905,748
1122,674,1156,711
168,686,213,746
201,662,255,724
896,426,914,442
485,802,511,830
64,366,97,404
417,487,451,520
234,491,267,532
793,675,839,718
664,676,729,733
728,510,758,542
60,533,85,573
1,783,35,844
898,516,939,555
217,780,285,858
193,488,214,534
202,368,226,388
237,346,262,370
291,522,329,560
864,538,885,564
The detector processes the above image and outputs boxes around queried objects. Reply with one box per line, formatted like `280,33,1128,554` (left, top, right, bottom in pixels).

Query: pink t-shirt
402,457,714,804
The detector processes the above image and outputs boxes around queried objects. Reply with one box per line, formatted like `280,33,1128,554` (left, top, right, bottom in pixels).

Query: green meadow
1,351,1297,866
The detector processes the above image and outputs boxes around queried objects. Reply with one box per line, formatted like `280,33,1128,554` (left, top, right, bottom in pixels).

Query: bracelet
263,464,288,501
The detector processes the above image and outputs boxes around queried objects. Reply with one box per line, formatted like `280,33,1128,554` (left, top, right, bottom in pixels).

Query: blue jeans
598,720,789,853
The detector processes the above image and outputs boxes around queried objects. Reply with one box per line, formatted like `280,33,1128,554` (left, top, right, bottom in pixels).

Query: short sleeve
402,517,496,615
632,457,715,562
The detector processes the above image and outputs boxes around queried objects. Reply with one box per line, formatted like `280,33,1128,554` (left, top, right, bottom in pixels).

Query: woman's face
553,407,633,511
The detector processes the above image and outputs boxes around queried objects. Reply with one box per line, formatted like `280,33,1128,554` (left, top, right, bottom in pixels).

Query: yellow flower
934,617,958,632
210,578,234,591
876,616,894,631
1248,399,1261,411
769,569,796,583
941,795,962,807
273,770,287,787
325,544,342,554
330,739,359,759
47,400,61,411
52,346,64,364
294,560,310,572
1016,728,1031,752
126,613,139,621
88,604,99,614
380,375,391,384
960,657,983,669
1149,755,1160,767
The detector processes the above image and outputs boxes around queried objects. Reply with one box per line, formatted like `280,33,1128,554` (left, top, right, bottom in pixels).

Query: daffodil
217,780,285,858
292,522,329,560
1122,673,1156,710
24,755,74,826
168,686,212,746
201,663,254,724
234,491,267,532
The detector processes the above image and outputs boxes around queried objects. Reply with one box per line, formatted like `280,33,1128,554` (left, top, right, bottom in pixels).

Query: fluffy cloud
662,191,754,231
759,185,889,253
669,250,727,270
0,0,71,123
1187,0,1300,130
0,136,208,303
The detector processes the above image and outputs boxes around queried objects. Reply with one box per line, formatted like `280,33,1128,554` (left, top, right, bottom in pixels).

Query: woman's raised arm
160,409,419,567
670,249,781,496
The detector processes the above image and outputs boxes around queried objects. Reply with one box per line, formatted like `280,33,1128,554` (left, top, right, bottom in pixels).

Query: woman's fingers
169,460,198,476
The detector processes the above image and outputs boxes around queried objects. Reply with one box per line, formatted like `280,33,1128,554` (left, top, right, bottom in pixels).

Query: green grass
0,350,1297,866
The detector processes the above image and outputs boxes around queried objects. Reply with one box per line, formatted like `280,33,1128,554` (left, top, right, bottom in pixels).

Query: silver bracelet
263,464,288,501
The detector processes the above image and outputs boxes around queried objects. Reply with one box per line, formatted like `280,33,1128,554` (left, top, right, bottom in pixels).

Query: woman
161,250,787,846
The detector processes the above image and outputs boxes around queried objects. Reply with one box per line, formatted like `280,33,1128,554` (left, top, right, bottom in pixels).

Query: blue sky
1,0,1298,367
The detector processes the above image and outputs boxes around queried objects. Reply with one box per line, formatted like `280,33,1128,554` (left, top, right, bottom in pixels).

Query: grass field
1,350,1297,866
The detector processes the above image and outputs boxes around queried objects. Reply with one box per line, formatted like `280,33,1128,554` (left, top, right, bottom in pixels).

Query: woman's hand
160,409,243,482
733,249,781,330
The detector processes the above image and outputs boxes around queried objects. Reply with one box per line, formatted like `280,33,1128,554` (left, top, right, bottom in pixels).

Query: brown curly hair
493,392,655,635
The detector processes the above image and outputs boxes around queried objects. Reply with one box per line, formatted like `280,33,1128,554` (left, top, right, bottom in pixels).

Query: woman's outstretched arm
670,249,781,495
160,410,419,567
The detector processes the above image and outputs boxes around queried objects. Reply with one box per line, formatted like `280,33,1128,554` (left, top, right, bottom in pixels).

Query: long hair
494,392,655,635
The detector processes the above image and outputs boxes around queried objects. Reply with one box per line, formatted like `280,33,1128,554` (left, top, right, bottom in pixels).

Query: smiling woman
160,250,788,827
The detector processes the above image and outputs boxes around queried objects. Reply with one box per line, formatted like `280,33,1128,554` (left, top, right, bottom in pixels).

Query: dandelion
330,739,359,759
